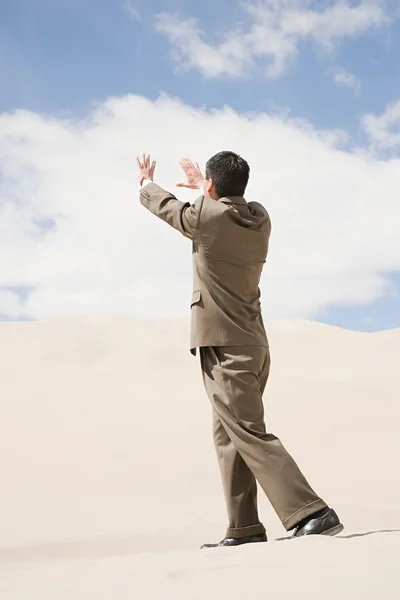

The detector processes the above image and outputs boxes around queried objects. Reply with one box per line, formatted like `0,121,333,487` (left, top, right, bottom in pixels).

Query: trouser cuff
226,523,266,539
282,499,328,531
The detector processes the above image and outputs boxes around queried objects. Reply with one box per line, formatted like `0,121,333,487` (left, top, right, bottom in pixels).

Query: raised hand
177,158,205,190
136,153,156,185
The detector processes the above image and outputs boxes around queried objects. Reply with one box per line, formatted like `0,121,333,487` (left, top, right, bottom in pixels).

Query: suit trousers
199,345,327,538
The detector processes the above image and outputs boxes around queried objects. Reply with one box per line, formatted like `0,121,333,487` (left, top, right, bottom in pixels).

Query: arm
140,182,203,240
136,154,206,239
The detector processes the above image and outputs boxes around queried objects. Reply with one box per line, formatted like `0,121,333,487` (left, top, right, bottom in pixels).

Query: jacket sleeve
140,182,203,240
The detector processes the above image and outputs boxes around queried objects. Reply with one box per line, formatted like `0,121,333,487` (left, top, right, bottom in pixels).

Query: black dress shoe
292,507,343,538
201,532,267,549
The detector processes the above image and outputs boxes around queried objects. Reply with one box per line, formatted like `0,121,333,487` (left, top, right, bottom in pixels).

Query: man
136,151,343,548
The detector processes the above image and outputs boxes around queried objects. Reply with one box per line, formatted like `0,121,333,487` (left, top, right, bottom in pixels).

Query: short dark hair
205,151,250,198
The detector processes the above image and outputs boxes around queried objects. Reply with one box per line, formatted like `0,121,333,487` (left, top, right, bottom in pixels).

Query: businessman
137,151,343,548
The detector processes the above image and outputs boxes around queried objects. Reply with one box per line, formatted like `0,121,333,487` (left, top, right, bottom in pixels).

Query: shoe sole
275,523,344,541
201,539,267,549
204,524,344,547
321,523,344,536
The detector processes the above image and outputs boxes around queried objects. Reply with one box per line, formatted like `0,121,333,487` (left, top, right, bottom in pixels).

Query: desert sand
0,317,399,599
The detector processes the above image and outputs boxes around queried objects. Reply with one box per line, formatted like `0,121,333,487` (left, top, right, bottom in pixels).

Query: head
204,151,250,200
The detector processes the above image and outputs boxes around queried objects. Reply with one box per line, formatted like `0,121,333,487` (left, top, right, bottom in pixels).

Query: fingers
137,155,149,169
138,154,156,171
184,158,195,170
181,158,202,174
180,158,198,173
139,154,150,168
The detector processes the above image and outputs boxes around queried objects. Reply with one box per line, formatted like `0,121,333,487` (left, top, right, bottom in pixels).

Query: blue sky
2,0,399,131
0,0,399,330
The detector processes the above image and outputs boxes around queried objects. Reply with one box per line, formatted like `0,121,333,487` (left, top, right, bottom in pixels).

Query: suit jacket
140,182,271,355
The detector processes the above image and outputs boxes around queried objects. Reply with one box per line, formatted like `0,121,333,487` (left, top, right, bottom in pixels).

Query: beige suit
140,183,326,536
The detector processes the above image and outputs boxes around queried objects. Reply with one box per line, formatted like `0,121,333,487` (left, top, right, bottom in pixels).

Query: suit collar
220,196,247,205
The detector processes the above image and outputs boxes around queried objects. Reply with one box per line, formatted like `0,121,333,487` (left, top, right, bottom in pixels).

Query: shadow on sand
338,529,400,539
276,528,400,541
1,529,400,562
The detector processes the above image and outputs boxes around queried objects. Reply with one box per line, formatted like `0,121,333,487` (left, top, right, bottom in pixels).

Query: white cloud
363,100,400,149
0,289,24,318
0,94,399,321
155,1,387,78
124,0,141,22
329,66,362,94
154,15,249,78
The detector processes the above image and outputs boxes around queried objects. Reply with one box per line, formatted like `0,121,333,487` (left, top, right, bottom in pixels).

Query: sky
0,0,399,330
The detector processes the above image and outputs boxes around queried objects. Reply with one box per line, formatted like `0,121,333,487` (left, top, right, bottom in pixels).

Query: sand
0,317,399,599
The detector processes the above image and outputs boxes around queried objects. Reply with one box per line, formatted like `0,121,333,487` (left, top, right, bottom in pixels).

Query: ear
206,178,214,194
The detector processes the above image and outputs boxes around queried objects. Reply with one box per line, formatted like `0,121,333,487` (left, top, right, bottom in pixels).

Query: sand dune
0,318,398,598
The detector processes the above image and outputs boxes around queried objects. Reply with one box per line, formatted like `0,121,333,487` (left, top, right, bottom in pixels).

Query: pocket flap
191,290,202,307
